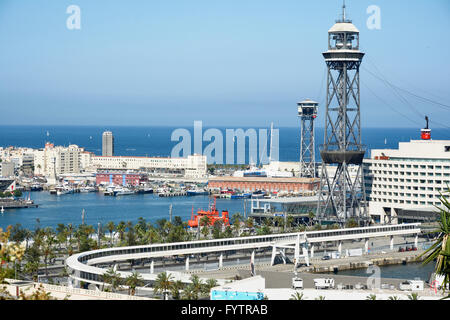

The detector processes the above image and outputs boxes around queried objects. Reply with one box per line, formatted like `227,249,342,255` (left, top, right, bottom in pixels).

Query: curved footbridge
65,223,421,289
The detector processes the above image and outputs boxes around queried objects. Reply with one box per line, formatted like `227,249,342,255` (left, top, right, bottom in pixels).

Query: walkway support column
414,234,418,248
338,241,342,256
310,245,314,258
219,253,223,269
390,235,394,250
150,260,154,274
365,239,369,254
185,256,190,271
271,246,277,266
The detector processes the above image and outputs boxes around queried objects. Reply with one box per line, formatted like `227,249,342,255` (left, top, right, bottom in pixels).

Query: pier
0,199,38,209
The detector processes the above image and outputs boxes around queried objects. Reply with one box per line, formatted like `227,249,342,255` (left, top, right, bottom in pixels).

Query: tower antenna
342,0,346,21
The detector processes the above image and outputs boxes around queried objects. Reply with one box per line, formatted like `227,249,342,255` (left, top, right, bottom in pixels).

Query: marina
0,1,448,303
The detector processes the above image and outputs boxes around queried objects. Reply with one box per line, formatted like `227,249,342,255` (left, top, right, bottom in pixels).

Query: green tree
346,218,359,228
125,221,137,246
366,294,377,300
308,211,315,227
204,278,218,293
187,275,204,300
418,188,450,298
13,190,23,198
106,221,116,247
289,292,305,300
102,267,123,292
200,216,210,239
153,271,174,300
170,280,185,300
407,293,419,300
232,213,242,236
41,227,56,276
116,221,126,244
212,220,223,239
245,217,254,229
125,271,144,296
181,284,197,300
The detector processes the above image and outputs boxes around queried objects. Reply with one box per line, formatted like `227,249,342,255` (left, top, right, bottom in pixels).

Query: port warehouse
95,172,147,186
65,223,421,287
208,176,320,193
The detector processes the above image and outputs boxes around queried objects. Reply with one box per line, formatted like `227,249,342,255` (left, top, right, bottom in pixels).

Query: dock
0,199,38,209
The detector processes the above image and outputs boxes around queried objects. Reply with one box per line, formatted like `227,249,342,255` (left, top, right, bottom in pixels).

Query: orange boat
188,198,230,228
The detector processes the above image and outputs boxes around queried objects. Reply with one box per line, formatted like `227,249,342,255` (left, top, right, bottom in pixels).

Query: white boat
1,206,4,213
56,185,74,196
80,186,96,193
114,187,135,196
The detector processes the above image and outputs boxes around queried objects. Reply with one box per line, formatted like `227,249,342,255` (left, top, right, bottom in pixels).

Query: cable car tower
317,4,368,225
298,99,318,178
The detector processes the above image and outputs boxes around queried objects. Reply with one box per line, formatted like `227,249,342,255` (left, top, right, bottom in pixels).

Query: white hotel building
363,139,450,224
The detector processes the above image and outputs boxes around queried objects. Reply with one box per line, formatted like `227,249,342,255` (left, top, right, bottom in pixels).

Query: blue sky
0,0,449,129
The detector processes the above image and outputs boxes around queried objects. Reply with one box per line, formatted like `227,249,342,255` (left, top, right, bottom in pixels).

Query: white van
314,278,335,289
292,277,304,290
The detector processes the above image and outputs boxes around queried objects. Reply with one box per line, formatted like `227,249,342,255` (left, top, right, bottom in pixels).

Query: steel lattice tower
316,4,368,224
298,99,318,178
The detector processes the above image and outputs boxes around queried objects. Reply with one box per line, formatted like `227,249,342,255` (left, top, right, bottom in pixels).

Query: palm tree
106,221,115,247
366,294,377,300
286,215,295,231
307,211,315,227
407,293,419,300
116,221,126,244
200,216,210,239
388,295,400,300
315,295,326,300
125,271,144,296
170,280,185,300
102,267,123,292
41,227,56,276
289,292,305,300
245,217,254,229
189,275,204,300
153,271,174,300
418,189,450,297
181,284,197,300
205,278,218,292
232,213,242,236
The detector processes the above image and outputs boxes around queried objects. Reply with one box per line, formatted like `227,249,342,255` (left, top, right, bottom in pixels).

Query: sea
0,125,449,231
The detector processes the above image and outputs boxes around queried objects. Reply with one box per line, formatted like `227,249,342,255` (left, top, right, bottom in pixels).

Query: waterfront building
90,153,207,179
363,138,450,224
208,176,320,193
96,172,148,186
33,143,88,180
0,147,35,175
102,131,114,157
0,162,15,178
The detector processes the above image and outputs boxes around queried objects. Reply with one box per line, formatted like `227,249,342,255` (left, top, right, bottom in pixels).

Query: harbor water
0,192,250,230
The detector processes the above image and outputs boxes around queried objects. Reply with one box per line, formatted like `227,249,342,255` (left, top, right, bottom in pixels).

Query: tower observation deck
316,4,368,225
298,99,318,178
